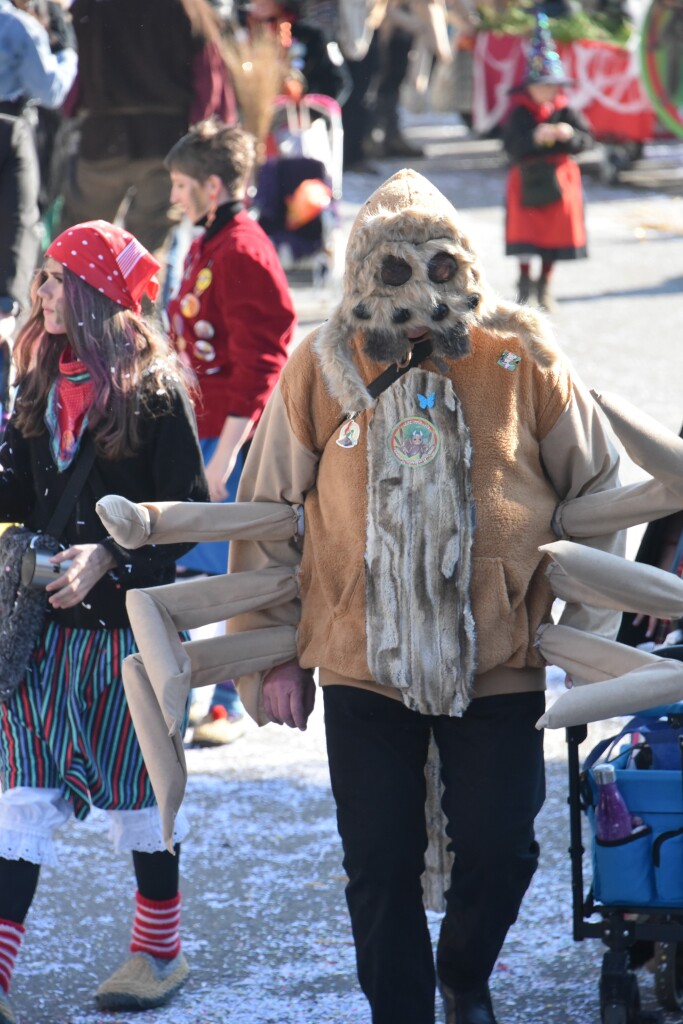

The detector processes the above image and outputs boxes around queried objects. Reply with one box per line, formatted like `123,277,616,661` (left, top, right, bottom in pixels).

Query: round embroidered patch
389,417,440,467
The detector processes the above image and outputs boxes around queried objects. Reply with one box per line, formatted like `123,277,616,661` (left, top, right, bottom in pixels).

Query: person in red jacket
165,118,296,745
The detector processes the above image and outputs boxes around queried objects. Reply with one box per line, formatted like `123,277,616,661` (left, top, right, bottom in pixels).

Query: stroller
567,645,683,1023
254,93,343,286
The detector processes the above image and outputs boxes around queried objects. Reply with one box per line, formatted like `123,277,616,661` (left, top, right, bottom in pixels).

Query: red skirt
505,154,587,260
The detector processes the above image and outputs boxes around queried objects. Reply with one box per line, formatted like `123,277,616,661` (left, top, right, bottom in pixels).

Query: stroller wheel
600,953,641,1024
654,941,683,1010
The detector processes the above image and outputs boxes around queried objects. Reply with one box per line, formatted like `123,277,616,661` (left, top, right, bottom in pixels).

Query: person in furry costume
221,168,624,1024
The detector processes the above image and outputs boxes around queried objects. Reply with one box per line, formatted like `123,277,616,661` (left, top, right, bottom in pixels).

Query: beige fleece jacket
228,322,624,723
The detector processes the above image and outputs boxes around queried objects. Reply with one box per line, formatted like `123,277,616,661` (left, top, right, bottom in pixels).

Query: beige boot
192,706,247,747
95,951,189,1010
536,274,556,313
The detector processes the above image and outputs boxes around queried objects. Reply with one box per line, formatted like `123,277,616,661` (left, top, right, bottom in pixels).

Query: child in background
502,12,592,312
165,120,295,747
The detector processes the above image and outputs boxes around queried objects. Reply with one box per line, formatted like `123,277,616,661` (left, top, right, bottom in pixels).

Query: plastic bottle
593,764,633,841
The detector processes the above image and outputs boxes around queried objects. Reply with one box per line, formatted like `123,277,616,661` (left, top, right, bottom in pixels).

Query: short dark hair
165,120,256,196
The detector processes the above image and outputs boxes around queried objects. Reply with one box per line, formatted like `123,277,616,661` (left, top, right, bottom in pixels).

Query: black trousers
341,33,380,167
0,845,180,925
374,26,414,136
323,685,546,1024
0,114,41,310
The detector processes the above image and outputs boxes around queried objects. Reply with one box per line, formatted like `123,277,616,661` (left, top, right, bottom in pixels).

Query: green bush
476,3,633,45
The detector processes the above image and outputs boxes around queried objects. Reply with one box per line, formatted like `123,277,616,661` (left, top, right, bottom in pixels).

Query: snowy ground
13,680,668,1024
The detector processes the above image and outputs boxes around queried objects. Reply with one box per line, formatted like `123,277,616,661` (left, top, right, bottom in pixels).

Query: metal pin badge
497,350,521,372
336,417,360,449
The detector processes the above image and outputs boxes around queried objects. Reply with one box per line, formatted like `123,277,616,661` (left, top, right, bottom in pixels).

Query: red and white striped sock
0,919,25,993
130,891,181,960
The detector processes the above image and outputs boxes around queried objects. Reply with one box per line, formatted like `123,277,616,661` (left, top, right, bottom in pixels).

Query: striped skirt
0,622,165,820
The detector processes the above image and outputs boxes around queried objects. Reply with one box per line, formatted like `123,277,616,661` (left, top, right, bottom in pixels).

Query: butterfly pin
417,392,435,410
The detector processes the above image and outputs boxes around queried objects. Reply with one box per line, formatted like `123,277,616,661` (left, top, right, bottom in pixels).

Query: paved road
10,115,683,1023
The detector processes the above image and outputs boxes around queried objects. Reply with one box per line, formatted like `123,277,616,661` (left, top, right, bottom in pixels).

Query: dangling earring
206,193,218,228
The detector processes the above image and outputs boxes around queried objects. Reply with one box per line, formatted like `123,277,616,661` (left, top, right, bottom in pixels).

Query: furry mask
314,169,557,411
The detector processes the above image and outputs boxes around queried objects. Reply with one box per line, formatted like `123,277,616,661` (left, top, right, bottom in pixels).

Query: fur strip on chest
364,370,476,715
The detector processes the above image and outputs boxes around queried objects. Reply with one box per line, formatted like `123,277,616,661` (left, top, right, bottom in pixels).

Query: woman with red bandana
0,220,208,1023
503,12,592,312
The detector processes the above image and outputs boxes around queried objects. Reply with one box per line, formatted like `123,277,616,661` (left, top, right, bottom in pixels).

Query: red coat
167,208,296,438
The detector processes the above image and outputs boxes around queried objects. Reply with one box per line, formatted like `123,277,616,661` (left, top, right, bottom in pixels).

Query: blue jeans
176,438,245,576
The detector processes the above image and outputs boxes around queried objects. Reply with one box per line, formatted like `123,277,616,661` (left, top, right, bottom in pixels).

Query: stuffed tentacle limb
186,626,297,688
121,623,298,850
122,654,188,853
96,494,299,548
536,623,664,684
127,566,298,633
542,539,683,619
125,568,299,732
592,389,683,498
553,477,682,540
537,660,683,730
536,625,683,731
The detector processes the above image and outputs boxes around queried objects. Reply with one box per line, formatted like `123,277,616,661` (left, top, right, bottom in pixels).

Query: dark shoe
344,159,380,175
440,982,498,1024
382,133,425,158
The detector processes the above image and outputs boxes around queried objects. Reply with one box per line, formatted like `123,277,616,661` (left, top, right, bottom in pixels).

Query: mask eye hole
428,253,457,284
380,255,412,287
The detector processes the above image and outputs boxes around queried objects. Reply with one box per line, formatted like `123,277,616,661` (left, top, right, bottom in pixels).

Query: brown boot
535,274,555,313
516,269,532,304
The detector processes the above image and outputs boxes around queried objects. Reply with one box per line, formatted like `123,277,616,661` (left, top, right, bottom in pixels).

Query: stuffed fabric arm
227,383,320,724
540,374,625,640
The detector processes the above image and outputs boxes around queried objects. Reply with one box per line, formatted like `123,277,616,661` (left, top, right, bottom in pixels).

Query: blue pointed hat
517,11,574,89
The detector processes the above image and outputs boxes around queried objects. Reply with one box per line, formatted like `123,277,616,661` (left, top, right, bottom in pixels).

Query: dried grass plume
223,31,288,159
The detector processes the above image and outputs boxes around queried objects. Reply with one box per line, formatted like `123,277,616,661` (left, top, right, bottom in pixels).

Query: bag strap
582,714,662,772
44,434,97,541
366,338,434,400
329,339,435,446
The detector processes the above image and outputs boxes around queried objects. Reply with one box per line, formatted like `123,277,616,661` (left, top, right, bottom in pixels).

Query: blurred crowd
0,0,641,336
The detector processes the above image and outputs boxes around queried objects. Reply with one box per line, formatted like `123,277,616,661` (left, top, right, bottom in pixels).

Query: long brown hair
13,267,196,461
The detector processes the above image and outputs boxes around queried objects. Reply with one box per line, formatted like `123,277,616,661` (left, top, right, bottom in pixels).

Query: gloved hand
262,659,316,730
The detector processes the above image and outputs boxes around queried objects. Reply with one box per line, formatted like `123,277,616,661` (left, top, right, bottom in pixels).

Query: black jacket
70,0,207,159
0,386,209,629
502,103,592,164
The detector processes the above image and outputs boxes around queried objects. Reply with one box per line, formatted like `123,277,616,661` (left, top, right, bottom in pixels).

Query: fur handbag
520,159,562,208
0,436,96,703
0,527,60,702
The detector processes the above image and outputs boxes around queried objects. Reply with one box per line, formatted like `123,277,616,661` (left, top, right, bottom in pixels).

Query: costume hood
314,169,557,411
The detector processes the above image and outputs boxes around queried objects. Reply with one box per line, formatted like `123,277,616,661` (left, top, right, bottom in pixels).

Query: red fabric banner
473,32,657,142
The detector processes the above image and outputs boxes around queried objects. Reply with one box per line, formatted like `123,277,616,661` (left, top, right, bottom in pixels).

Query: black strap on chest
366,338,434,400
45,435,97,541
